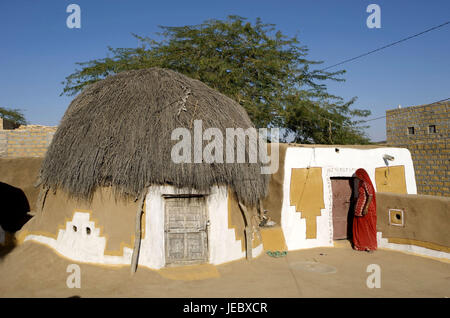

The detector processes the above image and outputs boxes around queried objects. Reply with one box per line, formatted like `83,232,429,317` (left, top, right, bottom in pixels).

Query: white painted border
377,232,450,260
24,212,133,265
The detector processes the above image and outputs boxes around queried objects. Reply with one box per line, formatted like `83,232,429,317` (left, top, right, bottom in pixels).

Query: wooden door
331,178,354,240
164,196,208,265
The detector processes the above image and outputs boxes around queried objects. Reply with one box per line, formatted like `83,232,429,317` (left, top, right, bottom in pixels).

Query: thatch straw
40,68,269,206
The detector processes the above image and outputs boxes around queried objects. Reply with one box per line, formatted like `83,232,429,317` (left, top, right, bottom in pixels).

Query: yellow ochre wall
375,165,407,194
227,189,262,252
289,167,324,239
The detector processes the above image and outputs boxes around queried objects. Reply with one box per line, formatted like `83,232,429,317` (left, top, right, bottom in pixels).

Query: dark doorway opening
330,177,356,240
0,182,33,259
0,182,32,232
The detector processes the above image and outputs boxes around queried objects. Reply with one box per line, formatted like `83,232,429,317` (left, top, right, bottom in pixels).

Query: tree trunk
130,191,147,275
238,201,252,260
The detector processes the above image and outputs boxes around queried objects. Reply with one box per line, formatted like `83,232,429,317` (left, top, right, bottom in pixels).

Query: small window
407,127,415,135
86,227,91,235
428,125,436,133
72,225,77,232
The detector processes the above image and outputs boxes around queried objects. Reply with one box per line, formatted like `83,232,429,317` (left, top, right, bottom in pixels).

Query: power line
301,96,450,130
360,115,385,123
429,97,450,104
321,21,450,71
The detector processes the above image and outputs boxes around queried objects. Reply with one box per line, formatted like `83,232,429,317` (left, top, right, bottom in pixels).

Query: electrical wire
302,97,450,130
321,21,450,71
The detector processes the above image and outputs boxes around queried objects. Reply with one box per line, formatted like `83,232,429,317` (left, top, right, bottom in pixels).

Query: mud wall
377,192,450,252
21,187,139,254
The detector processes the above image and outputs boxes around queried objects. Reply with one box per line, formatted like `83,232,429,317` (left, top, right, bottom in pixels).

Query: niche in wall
388,209,404,227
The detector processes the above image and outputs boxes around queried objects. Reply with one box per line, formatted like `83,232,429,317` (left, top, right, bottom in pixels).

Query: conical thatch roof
40,68,269,206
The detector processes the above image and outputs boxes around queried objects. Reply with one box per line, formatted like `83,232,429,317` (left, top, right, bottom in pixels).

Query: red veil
352,168,377,251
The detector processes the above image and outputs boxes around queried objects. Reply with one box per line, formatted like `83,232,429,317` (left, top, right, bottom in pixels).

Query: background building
0,118,56,158
386,100,449,197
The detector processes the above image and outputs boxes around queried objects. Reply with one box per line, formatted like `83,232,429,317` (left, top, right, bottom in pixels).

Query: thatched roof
39,68,269,206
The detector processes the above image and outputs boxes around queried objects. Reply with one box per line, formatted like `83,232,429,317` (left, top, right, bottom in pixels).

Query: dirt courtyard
0,240,448,298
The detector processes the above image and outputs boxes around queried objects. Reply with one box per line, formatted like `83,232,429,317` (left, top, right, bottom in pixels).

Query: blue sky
0,1,449,141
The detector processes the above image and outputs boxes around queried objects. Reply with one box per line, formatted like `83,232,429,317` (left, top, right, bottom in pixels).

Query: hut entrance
331,177,355,240
164,195,208,265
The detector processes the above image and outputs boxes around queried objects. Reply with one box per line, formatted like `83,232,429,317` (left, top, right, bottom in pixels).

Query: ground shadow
0,235,17,260
0,182,33,259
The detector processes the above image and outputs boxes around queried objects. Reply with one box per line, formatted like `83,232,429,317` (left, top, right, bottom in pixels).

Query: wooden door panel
166,233,185,262
164,197,208,265
186,232,206,260
331,178,354,240
333,219,347,239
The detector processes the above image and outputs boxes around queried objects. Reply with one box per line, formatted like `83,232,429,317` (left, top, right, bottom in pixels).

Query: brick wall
386,101,449,197
0,125,57,158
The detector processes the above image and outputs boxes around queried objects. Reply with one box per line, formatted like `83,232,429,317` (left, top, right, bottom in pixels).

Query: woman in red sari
352,168,377,252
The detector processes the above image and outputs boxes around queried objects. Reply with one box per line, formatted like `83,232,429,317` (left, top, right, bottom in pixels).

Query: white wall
281,146,417,251
207,186,247,265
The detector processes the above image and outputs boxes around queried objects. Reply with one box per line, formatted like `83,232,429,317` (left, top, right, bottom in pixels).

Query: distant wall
0,125,56,158
377,192,450,254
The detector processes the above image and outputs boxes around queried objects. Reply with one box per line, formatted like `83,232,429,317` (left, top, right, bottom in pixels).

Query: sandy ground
0,240,448,298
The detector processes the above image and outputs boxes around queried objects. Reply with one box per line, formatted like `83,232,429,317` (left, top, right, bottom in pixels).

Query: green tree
62,15,371,144
0,107,27,126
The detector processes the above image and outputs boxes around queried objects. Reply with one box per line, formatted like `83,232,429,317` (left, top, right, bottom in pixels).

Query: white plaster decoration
377,232,450,260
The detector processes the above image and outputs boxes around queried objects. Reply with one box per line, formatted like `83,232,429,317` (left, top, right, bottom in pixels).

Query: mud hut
20,68,269,270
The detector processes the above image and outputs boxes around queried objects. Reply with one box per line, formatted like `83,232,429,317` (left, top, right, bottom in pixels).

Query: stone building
386,100,449,197
0,118,56,158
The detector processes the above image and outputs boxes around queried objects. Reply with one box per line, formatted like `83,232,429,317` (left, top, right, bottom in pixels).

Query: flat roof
280,143,395,149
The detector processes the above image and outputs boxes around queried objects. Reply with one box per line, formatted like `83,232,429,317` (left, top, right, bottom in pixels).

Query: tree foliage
62,15,371,144
0,106,27,126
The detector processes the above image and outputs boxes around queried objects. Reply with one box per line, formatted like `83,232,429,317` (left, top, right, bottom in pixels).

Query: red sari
352,168,377,251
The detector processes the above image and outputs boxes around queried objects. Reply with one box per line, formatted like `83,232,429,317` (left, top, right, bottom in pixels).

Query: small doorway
164,195,208,266
331,177,355,240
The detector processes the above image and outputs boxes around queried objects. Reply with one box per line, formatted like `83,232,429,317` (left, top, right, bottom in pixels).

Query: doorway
330,177,355,240
164,196,208,265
